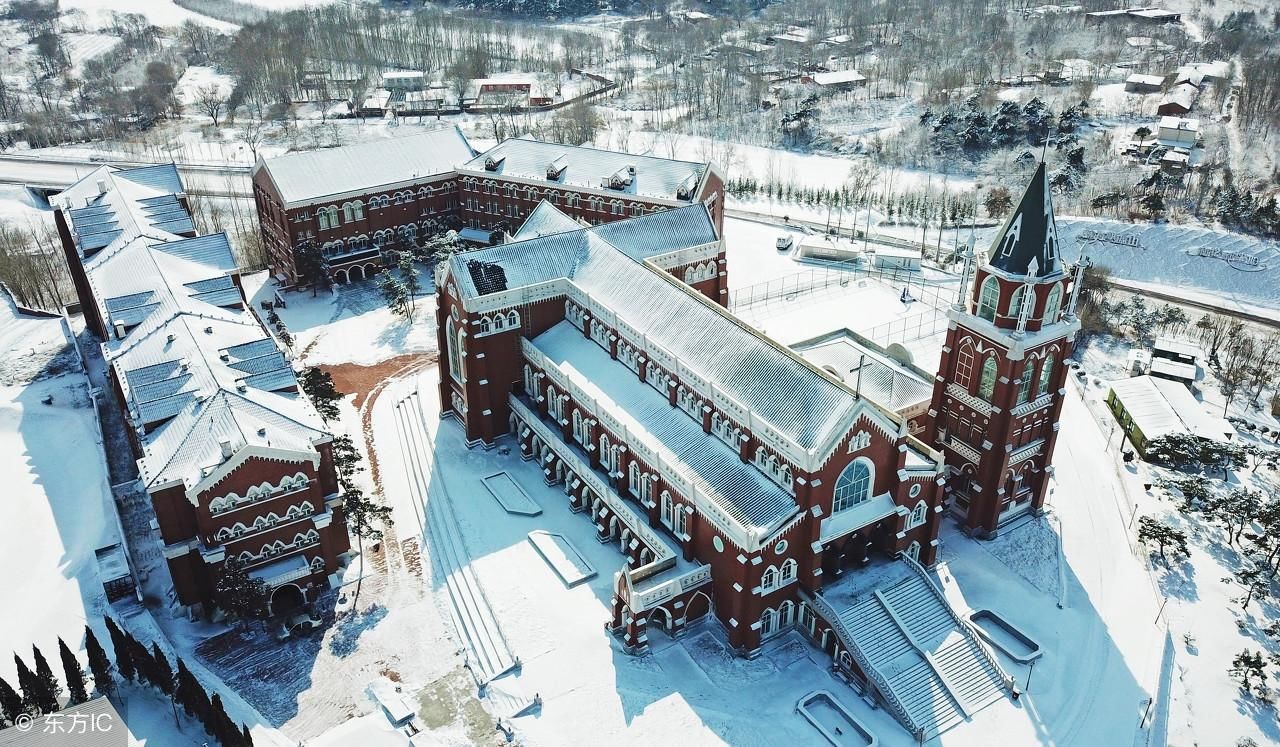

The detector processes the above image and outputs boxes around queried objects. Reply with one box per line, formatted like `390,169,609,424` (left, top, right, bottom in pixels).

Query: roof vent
166,333,177,343
179,358,190,371
219,351,230,361
257,427,267,437
204,326,213,334
113,321,127,339
219,440,234,460
96,179,107,195
236,382,247,393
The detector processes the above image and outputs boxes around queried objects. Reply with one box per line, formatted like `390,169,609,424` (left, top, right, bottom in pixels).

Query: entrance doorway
269,583,305,616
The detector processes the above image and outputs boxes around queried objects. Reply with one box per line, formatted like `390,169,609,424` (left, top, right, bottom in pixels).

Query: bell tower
927,162,1087,538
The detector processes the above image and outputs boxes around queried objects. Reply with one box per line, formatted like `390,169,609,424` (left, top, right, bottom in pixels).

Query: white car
776,235,795,251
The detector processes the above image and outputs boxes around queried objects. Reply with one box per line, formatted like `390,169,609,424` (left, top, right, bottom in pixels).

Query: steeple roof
986,161,1061,278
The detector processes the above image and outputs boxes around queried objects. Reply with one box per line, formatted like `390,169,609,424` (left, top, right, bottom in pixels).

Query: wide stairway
830,563,1010,739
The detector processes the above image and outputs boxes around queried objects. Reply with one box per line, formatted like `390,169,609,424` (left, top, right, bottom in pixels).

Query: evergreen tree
344,483,393,606
126,634,155,690
0,675,23,726
330,434,364,488
294,239,330,297
397,252,421,323
150,643,174,696
174,659,208,721
84,626,114,697
30,645,62,713
13,654,38,714
1136,516,1190,563
298,367,342,422
375,269,411,319
1230,649,1268,696
57,638,87,705
243,723,255,746
215,557,268,626
210,694,236,745
103,617,134,682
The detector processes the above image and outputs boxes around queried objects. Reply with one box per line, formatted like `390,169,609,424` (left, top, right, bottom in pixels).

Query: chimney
96,179,107,195
219,440,234,460
166,333,176,343
113,321,126,339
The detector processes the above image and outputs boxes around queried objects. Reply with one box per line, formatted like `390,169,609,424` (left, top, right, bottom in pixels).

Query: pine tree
126,634,155,690
298,367,342,422
31,645,62,713
1136,516,1190,563
0,675,23,726
398,252,421,323
150,643,174,696
57,638,87,705
84,626,113,697
210,694,236,745
215,557,268,627
375,269,411,319
13,655,38,714
103,617,134,682
242,723,254,746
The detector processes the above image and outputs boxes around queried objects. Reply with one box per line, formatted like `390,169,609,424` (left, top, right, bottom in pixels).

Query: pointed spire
986,161,1060,278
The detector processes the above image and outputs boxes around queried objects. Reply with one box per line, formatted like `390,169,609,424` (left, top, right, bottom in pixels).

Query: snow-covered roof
1160,83,1198,109
791,330,933,414
811,69,866,86
460,136,710,202
1153,337,1200,360
254,127,475,207
1158,116,1198,132
510,200,583,239
1126,73,1165,86
138,388,327,490
58,166,330,492
533,321,799,530
448,203,885,455
1109,375,1230,443
62,165,192,254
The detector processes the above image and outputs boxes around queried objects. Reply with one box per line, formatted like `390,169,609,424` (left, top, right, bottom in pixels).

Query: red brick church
432,162,1080,738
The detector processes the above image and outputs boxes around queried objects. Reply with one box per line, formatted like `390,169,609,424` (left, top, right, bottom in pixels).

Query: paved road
0,154,252,196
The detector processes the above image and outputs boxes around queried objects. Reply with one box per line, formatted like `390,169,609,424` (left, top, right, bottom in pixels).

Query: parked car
776,235,795,251
274,612,324,641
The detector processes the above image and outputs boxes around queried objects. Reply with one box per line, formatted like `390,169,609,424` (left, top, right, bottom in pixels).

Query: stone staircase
808,559,1011,740
395,391,519,684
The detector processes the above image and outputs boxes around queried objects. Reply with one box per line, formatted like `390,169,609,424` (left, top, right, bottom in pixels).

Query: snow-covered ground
243,269,438,367
361,364,1182,746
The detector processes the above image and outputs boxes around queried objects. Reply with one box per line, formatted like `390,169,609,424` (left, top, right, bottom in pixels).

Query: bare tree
239,117,267,163
194,84,229,127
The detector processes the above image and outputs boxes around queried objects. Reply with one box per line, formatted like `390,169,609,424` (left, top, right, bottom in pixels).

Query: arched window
506,310,520,327
1042,283,1062,324
566,193,579,208
1017,362,1036,404
779,599,795,626
761,607,779,636
572,409,584,443
833,460,872,513
979,355,998,400
350,200,364,220
908,500,928,529
445,319,462,382
761,566,779,591
1037,353,1055,396
780,559,797,584
905,541,921,562
1008,285,1026,321
628,461,641,496
955,342,975,389
977,276,1000,322
660,490,673,529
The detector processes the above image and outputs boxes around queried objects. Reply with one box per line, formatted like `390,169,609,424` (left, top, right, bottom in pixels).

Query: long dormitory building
55,165,350,619
250,129,727,303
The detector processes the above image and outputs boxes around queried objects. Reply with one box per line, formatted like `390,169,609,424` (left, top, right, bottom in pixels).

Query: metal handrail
900,554,1015,692
799,588,923,739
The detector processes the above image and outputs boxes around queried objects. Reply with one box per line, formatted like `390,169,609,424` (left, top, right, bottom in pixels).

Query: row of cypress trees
0,618,253,746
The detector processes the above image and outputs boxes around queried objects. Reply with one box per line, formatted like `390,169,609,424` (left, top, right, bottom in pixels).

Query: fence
730,260,954,313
